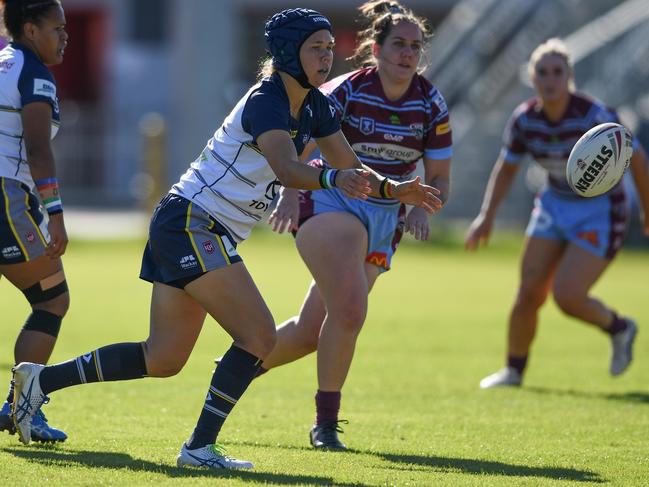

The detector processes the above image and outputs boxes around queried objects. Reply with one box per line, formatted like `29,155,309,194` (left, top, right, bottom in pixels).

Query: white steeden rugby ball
566,122,632,197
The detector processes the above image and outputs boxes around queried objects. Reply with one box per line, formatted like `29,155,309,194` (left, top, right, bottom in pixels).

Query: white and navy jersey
0,42,60,188
171,72,340,242
501,92,629,198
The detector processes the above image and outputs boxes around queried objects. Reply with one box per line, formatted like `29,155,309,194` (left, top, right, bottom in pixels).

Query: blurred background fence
20,0,649,242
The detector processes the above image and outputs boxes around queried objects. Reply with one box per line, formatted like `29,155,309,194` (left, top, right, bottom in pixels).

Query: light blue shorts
526,189,628,259
300,188,405,272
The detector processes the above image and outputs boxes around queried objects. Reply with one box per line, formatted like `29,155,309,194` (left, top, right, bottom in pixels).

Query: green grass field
1,230,648,486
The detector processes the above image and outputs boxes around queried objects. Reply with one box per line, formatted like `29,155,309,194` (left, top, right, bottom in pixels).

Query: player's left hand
46,212,68,259
405,206,430,240
336,168,371,200
392,176,442,213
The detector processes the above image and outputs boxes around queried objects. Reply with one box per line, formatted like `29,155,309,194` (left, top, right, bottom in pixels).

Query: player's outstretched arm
465,157,519,251
257,129,371,199
315,130,442,211
629,145,649,235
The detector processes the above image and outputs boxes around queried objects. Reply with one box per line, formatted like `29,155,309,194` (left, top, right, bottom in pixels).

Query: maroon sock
315,390,341,425
606,313,628,336
507,355,528,375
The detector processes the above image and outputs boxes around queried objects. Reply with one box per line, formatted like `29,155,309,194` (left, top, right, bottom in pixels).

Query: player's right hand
268,188,300,234
46,213,68,258
336,168,371,200
465,214,492,251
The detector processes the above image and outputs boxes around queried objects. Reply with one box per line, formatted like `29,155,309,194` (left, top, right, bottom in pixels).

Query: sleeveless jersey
320,67,452,190
0,42,60,188
501,92,628,198
171,72,340,242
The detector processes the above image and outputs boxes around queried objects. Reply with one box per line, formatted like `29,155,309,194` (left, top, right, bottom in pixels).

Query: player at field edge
10,8,441,470
465,38,649,389
0,0,69,443
259,0,452,449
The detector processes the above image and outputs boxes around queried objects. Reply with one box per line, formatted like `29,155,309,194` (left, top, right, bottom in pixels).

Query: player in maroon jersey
465,38,649,389
264,0,452,449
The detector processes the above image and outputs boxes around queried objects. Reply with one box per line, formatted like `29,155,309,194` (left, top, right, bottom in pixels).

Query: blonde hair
348,0,432,69
528,38,576,92
256,56,276,81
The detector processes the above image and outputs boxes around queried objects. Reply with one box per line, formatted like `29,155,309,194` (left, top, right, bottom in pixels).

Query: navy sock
605,313,628,336
315,390,341,425
187,345,261,450
40,342,148,395
507,355,528,375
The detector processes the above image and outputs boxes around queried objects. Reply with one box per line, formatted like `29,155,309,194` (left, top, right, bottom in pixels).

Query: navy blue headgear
264,8,332,89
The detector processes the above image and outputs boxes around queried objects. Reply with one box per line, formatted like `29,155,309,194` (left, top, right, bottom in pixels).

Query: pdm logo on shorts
2,246,22,259
179,255,198,270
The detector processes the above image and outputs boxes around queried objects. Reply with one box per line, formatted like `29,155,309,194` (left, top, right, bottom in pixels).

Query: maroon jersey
501,92,625,197
320,67,452,182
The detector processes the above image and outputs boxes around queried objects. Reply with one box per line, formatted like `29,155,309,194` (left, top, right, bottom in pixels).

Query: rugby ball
566,122,632,197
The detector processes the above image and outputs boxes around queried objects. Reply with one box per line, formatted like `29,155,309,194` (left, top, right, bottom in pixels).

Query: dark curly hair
1,0,61,40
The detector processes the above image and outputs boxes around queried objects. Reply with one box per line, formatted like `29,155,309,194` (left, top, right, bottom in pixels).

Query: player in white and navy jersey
465,38,649,389
0,0,69,443
11,8,440,469
256,1,453,450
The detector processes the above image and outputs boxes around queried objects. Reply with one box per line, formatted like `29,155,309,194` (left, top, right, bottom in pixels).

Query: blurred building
51,0,649,240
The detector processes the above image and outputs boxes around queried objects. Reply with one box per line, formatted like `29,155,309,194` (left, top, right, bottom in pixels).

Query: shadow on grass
229,440,604,483
2,446,363,486
374,452,604,483
526,386,649,404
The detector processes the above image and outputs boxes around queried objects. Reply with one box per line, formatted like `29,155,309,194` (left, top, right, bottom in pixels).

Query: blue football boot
29,408,67,443
1,398,67,443
0,401,16,435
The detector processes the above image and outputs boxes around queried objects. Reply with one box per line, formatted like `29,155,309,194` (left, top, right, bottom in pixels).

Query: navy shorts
139,193,242,289
0,177,49,264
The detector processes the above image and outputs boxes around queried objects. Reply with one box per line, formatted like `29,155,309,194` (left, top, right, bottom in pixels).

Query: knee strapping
22,279,68,305
22,309,62,338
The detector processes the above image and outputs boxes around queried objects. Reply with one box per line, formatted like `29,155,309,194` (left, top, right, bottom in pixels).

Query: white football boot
176,442,253,470
610,319,637,376
479,366,522,389
11,362,47,445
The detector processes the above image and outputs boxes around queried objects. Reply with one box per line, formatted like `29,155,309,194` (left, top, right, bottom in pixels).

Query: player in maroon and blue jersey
262,1,452,449
465,38,649,389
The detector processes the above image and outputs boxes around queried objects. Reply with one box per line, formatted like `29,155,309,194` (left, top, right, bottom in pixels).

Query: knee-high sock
187,345,262,449
39,343,148,395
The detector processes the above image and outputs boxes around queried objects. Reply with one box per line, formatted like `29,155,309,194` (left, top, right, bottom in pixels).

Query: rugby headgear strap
264,8,332,89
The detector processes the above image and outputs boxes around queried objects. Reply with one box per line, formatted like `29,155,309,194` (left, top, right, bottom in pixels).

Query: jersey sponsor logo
220,235,238,258
203,240,215,254
360,117,375,135
1,245,21,259
33,78,56,100
409,123,424,140
383,133,404,142
290,129,298,139
0,61,15,71
389,114,401,125
366,251,388,268
180,254,198,269
265,179,281,200
352,142,421,162
435,122,450,136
